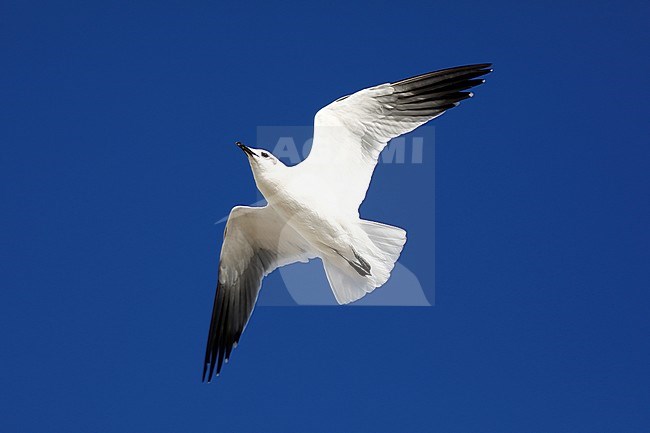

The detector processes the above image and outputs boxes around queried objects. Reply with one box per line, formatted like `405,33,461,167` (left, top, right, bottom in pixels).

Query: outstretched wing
301,63,492,212
203,205,314,381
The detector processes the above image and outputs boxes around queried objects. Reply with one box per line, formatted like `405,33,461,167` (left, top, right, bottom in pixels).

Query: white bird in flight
203,63,492,381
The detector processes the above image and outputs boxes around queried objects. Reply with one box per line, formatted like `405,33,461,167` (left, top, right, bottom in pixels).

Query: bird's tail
323,219,407,304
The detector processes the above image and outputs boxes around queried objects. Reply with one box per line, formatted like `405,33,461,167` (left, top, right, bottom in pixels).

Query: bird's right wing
203,205,315,381
301,63,492,212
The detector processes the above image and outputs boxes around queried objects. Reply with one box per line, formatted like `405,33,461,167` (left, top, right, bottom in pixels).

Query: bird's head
236,142,287,198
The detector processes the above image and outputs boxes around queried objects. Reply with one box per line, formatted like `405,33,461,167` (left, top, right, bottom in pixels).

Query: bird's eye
261,152,269,158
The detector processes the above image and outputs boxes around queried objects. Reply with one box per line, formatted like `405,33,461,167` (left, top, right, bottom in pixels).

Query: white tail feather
323,219,407,304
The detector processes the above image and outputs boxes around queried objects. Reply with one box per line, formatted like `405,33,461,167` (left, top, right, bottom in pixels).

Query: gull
203,63,492,381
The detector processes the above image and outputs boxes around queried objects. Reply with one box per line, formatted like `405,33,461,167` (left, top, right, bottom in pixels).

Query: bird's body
203,63,493,381
258,166,364,262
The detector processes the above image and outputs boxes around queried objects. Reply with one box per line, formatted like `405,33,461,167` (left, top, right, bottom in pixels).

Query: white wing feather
300,63,492,213
203,205,314,381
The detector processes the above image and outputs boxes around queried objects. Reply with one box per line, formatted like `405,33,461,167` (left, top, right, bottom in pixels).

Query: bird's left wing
301,63,492,213
203,205,314,381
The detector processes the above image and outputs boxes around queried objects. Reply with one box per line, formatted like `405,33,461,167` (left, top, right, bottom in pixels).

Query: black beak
236,141,256,158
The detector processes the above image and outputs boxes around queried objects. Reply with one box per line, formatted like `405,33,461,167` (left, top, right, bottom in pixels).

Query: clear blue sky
1,1,649,432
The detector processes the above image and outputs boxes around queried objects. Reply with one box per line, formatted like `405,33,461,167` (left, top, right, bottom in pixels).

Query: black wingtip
384,63,492,118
